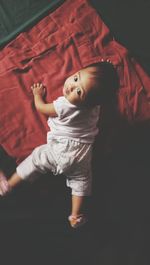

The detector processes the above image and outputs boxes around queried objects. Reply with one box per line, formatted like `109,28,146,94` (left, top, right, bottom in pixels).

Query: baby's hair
84,62,119,107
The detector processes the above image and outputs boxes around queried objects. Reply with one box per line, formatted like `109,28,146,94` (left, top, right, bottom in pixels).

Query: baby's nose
69,84,75,91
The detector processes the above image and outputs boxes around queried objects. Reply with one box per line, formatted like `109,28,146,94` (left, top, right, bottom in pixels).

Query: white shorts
16,138,93,196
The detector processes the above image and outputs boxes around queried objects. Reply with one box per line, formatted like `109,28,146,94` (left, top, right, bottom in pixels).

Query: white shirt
47,96,100,143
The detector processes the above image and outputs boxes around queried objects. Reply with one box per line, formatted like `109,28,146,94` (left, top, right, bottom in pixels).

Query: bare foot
0,170,11,196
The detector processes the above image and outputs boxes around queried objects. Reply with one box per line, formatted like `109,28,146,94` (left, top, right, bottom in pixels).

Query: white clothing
17,96,100,196
17,139,92,196
47,96,100,143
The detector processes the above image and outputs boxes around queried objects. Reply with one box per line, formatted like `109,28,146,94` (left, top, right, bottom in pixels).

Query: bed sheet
0,0,150,164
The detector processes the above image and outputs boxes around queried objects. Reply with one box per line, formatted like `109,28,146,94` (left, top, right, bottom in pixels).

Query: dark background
0,1,150,264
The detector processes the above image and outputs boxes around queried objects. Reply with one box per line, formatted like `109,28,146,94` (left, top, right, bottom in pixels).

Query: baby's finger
31,83,37,89
106,59,112,63
31,83,36,89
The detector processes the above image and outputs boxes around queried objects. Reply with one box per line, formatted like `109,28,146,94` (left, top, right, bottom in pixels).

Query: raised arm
31,83,57,117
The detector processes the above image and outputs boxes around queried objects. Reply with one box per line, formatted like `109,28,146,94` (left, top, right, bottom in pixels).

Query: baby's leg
8,172,22,189
67,170,92,228
68,195,88,228
71,194,85,216
0,144,55,196
67,175,91,228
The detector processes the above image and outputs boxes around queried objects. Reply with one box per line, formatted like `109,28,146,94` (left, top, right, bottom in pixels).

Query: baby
0,62,117,228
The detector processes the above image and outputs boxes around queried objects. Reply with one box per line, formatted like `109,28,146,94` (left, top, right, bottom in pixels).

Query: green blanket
0,0,64,47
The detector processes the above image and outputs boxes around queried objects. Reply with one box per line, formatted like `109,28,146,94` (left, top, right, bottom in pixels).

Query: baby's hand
31,83,45,97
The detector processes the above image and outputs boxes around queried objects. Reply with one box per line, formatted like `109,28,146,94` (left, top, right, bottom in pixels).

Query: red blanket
0,0,150,164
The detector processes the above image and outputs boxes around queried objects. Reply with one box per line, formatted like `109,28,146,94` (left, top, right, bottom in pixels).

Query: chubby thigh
16,143,60,180
16,139,93,193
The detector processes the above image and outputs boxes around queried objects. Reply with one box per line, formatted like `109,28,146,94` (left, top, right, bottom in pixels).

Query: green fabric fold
0,0,64,48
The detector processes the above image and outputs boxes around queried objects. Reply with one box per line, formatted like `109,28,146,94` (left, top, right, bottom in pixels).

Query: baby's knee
66,178,92,196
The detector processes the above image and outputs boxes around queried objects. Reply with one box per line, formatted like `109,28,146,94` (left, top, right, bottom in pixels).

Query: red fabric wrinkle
0,0,150,163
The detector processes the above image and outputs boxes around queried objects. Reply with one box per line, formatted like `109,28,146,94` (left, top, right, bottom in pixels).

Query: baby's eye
76,88,81,96
74,75,78,82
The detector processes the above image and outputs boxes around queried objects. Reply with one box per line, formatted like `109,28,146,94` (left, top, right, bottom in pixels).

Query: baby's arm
31,83,57,117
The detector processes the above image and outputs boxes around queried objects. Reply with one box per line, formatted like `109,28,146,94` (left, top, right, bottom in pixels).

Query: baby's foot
68,214,87,229
0,174,11,196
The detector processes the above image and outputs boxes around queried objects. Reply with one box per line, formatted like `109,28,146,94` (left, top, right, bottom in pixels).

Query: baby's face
63,68,95,106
